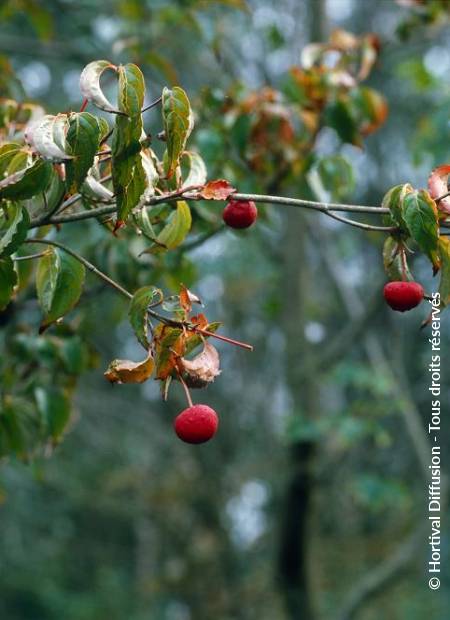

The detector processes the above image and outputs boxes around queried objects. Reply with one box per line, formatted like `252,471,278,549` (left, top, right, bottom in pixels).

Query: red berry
174,404,219,444
223,199,258,229
383,281,424,312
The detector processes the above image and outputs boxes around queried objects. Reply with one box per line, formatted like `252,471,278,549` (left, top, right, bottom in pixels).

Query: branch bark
29,190,393,230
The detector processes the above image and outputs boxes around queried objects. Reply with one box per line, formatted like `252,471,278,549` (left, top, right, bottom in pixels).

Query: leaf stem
177,372,193,408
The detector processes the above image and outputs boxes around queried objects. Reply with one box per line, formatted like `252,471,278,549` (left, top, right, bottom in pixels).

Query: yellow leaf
104,351,155,384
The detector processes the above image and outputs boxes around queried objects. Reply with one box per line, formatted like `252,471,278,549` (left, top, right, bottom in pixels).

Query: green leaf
65,112,101,192
0,205,30,257
134,206,157,240
402,189,439,270
0,256,17,310
181,150,207,187
325,99,361,146
112,64,147,223
118,63,145,117
0,158,52,200
154,201,192,252
162,86,194,178
0,406,26,456
36,247,85,329
381,184,412,230
382,236,412,282
129,285,163,349
43,167,66,213
0,143,22,177
437,236,450,308
97,117,110,142
35,387,71,440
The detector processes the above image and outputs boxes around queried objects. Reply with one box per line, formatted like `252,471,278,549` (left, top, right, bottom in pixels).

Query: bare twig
141,95,163,113
13,251,48,261
25,238,132,299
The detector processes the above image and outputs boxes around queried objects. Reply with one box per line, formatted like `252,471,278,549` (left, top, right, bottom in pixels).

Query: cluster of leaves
382,169,450,311
104,283,221,401
0,322,95,459
0,57,237,458
0,26,446,459
198,29,386,200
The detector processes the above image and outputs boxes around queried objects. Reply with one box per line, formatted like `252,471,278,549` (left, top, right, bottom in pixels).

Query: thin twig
195,328,253,351
25,238,132,299
141,96,162,114
31,174,114,227
325,210,396,232
13,251,48,261
24,238,253,352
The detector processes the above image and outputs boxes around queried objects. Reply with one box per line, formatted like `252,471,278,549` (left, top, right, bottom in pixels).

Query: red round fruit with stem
174,404,219,444
383,281,424,312
223,199,258,229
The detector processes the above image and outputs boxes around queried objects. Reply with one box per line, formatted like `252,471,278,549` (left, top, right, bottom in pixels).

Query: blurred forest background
0,0,449,619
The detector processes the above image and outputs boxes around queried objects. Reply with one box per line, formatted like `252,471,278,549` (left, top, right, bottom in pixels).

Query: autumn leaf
177,342,221,388
199,179,236,200
153,324,185,380
104,351,155,384
179,284,202,315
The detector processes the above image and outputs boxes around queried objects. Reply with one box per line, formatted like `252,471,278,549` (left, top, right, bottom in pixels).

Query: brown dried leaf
179,284,202,315
178,342,221,388
199,179,236,200
104,351,155,384
190,313,209,331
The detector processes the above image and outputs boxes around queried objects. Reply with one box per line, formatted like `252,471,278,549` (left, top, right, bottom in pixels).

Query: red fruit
383,281,424,312
223,199,258,229
174,404,219,444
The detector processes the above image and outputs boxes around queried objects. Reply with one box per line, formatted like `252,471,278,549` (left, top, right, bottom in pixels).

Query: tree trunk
277,2,326,618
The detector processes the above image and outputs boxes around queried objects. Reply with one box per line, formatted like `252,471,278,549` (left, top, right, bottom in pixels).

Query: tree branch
29,190,395,230
24,238,252,351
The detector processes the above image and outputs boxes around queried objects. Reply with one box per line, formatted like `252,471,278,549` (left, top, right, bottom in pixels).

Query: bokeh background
0,1,449,619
